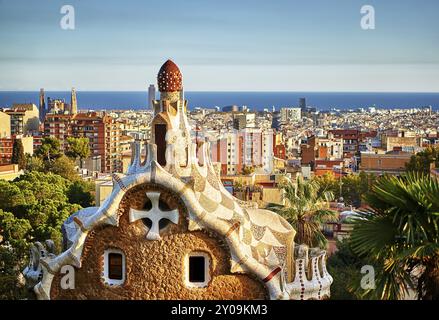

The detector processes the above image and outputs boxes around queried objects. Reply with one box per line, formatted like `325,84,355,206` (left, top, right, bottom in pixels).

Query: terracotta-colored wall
50,183,267,300
360,154,411,170
301,145,315,165
318,146,328,159
301,136,316,165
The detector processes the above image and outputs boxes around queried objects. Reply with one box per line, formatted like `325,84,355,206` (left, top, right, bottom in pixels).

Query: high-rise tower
299,97,306,110
70,87,78,114
39,88,46,122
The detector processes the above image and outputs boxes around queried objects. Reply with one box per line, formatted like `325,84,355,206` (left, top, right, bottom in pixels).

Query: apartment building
5,103,39,135
0,111,11,138
381,130,421,152
0,136,34,165
232,112,256,130
44,112,123,173
280,107,301,123
44,114,73,148
301,134,344,165
360,150,412,175
329,129,360,158
209,128,275,175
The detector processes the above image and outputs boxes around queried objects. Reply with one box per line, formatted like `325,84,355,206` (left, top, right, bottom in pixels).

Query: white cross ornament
129,192,179,240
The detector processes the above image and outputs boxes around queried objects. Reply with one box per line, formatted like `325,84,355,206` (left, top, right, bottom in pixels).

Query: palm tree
269,177,336,248
350,172,439,300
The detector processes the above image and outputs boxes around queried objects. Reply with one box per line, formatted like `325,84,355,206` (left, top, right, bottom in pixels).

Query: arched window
103,249,126,286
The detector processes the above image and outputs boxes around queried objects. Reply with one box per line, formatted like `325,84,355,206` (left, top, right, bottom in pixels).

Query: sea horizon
1,91,439,112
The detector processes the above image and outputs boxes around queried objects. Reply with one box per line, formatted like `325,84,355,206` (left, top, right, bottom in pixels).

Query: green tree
350,172,439,300
314,172,339,197
0,209,33,300
269,177,337,248
24,155,44,172
406,146,439,174
66,137,90,162
26,151,79,181
67,180,95,207
0,171,89,299
0,209,32,250
314,172,377,207
340,174,362,206
45,155,79,181
35,137,62,162
11,139,26,170
0,180,26,211
341,172,377,207
233,179,244,191
327,240,373,300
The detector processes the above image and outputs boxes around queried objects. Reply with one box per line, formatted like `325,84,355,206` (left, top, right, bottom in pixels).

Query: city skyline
1,50,439,304
1,0,439,91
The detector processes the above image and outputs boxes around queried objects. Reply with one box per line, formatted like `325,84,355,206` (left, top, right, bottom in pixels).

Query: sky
0,0,438,91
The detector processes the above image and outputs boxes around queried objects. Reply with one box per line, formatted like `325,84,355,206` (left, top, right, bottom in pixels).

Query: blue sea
0,91,438,111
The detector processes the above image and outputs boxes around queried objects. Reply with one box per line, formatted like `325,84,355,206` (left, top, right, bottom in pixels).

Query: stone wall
50,183,268,300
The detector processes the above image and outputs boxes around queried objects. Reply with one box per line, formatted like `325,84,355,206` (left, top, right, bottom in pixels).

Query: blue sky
0,0,438,91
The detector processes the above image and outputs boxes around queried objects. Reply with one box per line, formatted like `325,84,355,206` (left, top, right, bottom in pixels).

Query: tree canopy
313,172,377,207
327,240,374,300
11,139,26,170
27,136,80,181
46,155,79,181
2,136,95,299
66,137,90,161
0,171,94,299
406,146,439,174
35,137,62,162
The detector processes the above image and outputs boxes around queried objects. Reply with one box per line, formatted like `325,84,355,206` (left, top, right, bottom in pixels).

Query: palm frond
350,172,439,300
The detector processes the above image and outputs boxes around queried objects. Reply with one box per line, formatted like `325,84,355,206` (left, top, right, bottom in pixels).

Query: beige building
280,107,301,123
221,173,291,207
20,136,34,156
0,111,11,138
381,130,421,152
6,104,40,135
232,112,256,130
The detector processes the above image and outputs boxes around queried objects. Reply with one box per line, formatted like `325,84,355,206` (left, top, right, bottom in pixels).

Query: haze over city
1,0,439,91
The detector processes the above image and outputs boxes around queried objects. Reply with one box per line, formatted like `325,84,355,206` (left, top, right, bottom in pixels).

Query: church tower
150,60,191,167
39,88,46,122
70,87,78,114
